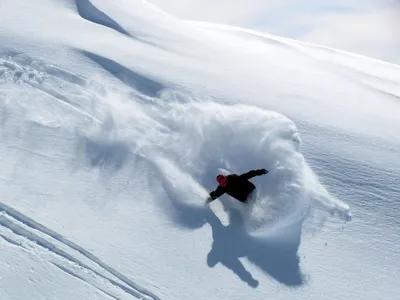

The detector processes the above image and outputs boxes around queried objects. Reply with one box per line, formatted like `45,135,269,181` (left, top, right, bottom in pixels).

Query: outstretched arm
207,186,226,203
240,169,268,180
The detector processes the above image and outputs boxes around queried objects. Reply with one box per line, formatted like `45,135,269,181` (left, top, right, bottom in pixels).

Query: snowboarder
206,169,268,204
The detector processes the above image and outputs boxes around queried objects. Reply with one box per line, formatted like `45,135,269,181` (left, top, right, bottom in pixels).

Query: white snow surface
0,1,399,299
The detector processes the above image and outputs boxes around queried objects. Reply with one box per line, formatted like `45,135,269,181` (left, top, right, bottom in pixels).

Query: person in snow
206,169,268,204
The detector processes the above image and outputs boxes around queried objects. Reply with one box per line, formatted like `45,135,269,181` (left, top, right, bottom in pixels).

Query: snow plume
94,86,351,242
0,48,350,242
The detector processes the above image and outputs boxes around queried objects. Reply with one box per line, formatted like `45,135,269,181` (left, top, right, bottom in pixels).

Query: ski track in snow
0,52,161,300
0,50,112,139
0,202,160,300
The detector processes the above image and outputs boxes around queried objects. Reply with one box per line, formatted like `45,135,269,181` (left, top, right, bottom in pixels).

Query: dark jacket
208,169,268,203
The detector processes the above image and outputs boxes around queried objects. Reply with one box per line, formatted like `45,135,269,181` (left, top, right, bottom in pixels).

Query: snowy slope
0,1,399,299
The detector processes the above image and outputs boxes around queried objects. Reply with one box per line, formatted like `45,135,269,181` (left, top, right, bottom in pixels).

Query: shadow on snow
160,178,305,289
207,204,303,288
81,50,165,98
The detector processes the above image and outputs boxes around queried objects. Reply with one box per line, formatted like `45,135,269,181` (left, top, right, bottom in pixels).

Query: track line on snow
7,144,54,159
0,202,160,300
0,232,22,247
0,53,102,124
44,65,87,87
0,51,87,88
51,262,121,300
0,176,11,182
22,79,99,122
0,230,123,300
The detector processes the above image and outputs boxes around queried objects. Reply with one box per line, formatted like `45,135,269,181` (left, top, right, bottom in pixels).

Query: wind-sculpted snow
74,0,131,36
82,50,165,97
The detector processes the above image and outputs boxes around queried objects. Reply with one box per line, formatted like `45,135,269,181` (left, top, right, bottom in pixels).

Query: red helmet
216,174,228,186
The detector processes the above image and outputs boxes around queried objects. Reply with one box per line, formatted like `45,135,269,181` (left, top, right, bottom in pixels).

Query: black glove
261,169,268,175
